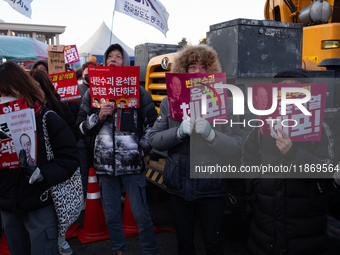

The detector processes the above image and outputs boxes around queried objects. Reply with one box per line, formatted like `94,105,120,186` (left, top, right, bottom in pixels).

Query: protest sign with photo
251,83,327,141
0,98,28,139
64,45,80,65
0,98,19,169
166,73,228,122
0,99,35,169
5,108,36,166
88,66,140,109
49,71,81,102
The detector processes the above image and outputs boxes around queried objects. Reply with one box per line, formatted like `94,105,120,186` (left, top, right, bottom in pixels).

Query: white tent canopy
78,22,134,61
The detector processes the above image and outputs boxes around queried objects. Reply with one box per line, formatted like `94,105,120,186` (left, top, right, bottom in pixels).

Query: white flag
3,0,32,18
114,0,169,37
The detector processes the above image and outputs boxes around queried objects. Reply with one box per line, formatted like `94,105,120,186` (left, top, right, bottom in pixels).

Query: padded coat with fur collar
149,45,242,200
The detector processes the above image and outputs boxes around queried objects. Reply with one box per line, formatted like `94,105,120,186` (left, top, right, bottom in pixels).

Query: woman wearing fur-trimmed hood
149,45,242,255
171,44,222,74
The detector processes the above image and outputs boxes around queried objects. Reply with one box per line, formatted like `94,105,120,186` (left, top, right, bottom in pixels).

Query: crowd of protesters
0,43,340,255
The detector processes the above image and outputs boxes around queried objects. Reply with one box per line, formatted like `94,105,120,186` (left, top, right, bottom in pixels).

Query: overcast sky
0,0,265,50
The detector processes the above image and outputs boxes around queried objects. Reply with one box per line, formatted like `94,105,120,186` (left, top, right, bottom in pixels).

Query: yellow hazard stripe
151,172,159,181
146,169,153,178
146,168,164,186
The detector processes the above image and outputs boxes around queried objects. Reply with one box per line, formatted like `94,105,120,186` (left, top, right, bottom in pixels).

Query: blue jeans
98,173,158,255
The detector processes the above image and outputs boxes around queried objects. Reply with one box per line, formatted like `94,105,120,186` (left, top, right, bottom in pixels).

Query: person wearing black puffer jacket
149,45,242,255
0,62,79,255
29,69,79,255
76,43,158,255
242,69,335,255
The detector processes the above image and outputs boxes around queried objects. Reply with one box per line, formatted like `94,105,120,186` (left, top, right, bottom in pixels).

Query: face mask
84,74,89,84
78,80,83,85
0,97,17,103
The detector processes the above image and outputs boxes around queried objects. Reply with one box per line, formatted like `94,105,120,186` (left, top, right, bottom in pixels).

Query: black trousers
170,194,225,255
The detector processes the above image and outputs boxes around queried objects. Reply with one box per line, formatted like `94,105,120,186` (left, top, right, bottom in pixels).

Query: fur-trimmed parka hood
170,45,221,74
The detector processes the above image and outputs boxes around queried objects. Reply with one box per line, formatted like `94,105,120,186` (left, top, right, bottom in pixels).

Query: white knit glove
177,118,194,138
195,118,215,142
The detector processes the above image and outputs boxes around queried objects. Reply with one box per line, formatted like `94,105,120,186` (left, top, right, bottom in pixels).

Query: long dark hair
29,70,63,113
0,61,44,108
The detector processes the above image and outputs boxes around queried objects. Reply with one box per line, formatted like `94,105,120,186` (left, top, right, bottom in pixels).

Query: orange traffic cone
0,233,10,255
77,168,110,244
65,222,80,239
122,194,175,238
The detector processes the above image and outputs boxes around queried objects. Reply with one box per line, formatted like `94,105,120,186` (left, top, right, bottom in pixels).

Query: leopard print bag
40,110,83,237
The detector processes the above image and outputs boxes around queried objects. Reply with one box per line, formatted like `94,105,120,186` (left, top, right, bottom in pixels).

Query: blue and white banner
114,0,169,37
3,0,32,18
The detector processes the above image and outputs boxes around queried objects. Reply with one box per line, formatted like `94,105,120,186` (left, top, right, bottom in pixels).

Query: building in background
0,19,65,45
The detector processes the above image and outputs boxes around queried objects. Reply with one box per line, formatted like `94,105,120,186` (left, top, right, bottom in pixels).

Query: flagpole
109,7,116,45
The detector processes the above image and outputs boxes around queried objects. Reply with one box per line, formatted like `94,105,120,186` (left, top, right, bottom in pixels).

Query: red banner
49,71,81,102
88,66,140,109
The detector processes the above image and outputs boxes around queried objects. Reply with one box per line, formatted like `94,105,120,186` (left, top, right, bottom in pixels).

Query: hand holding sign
274,128,293,155
19,149,42,184
178,118,194,138
195,118,216,142
99,103,114,121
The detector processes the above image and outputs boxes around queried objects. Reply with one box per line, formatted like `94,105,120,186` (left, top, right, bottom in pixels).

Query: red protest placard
64,45,80,65
0,99,33,169
0,98,28,143
166,73,228,123
0,138,19,169
49,71,81,102
88,66,140,109
6,108,37,167
0,98,28,114
250,83,327,142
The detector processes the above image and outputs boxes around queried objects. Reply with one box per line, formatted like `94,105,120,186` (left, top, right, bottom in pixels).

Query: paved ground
0,183,250,255
67,184,251,255
2,183,340,254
